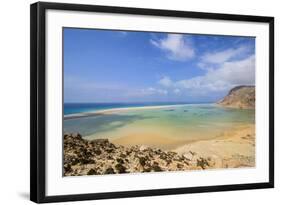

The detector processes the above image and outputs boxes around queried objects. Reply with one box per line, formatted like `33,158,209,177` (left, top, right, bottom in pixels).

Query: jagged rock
119,153,126,158
116,158,124,164
139,157,146,166
177,163,184,169
93,149,102,155
197,157,209,169
104,167,115,174
115,163,126,173
71,158,79,166
63,133,221,176
87,169,97,175
139,145,148,151
151,165,162,172
64,164,72,173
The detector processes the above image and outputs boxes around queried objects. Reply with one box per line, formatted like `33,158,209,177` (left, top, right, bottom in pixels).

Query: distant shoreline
64,103,197,120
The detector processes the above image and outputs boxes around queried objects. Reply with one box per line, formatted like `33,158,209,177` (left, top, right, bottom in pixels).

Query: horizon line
64,101,216,104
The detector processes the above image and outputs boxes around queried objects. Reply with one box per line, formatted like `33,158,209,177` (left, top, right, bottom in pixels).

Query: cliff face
218,86,255,109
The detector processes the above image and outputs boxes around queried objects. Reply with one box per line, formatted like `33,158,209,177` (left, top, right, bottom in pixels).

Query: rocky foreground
64,133,217,176
64,128,255,176
218,85,255,109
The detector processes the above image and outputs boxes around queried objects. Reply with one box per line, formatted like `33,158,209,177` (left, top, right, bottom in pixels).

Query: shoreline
111,123,254,150
216,103,255,110
64,103,195,120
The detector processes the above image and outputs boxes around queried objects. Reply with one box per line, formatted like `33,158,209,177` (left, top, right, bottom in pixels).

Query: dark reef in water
164,109,175,112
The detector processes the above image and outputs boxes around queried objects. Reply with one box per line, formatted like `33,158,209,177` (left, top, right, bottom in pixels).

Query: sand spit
64,104,189,120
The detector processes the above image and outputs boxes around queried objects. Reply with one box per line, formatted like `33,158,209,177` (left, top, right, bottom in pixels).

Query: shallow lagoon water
64,104,255,146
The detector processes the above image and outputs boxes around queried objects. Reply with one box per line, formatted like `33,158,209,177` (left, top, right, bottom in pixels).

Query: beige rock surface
217,86,255,109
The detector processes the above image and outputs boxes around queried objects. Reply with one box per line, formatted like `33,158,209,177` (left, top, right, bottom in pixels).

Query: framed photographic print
30,2,274,203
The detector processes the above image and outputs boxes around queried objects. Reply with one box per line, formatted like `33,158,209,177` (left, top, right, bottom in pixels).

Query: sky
64,28,255,103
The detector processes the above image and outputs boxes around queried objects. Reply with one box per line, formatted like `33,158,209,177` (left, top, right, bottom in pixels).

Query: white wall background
0,0,278,204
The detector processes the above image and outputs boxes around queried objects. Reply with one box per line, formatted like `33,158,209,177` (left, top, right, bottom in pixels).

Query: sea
64,103,255,146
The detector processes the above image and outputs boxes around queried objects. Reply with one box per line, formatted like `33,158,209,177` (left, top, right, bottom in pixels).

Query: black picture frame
30,1,274,203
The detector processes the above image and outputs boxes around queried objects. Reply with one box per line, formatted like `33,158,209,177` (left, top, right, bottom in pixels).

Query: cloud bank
155,54,255,96
150,34,195,61
201,45,249,64
179,55,254,90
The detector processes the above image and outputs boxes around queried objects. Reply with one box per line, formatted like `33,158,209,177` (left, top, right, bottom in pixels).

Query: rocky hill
217,86,255,109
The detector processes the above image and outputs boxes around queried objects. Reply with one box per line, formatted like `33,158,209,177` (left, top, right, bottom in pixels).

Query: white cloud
201,46,248,64
176,55,255,92
173,88,181,95
197,62,215,72
158,76,173,87
140,87,168,96
157,55,255,95
150,34,195,61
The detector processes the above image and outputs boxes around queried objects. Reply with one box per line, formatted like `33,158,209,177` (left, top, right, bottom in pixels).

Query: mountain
217,86,255,109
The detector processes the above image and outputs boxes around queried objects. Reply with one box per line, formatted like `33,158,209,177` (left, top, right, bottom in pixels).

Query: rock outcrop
63,133,215,176
217,86,255,109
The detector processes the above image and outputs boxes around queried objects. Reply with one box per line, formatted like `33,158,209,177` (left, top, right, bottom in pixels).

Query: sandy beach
174,124,255,168
111,123,255,168
111,131,190,150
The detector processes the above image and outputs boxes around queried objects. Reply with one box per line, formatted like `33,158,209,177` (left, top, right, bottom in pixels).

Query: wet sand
111,131,190,150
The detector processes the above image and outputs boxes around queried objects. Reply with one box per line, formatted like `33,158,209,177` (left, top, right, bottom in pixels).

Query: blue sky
64,28,255,103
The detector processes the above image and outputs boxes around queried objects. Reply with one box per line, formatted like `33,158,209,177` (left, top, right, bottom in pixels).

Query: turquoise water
64,104,255,143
